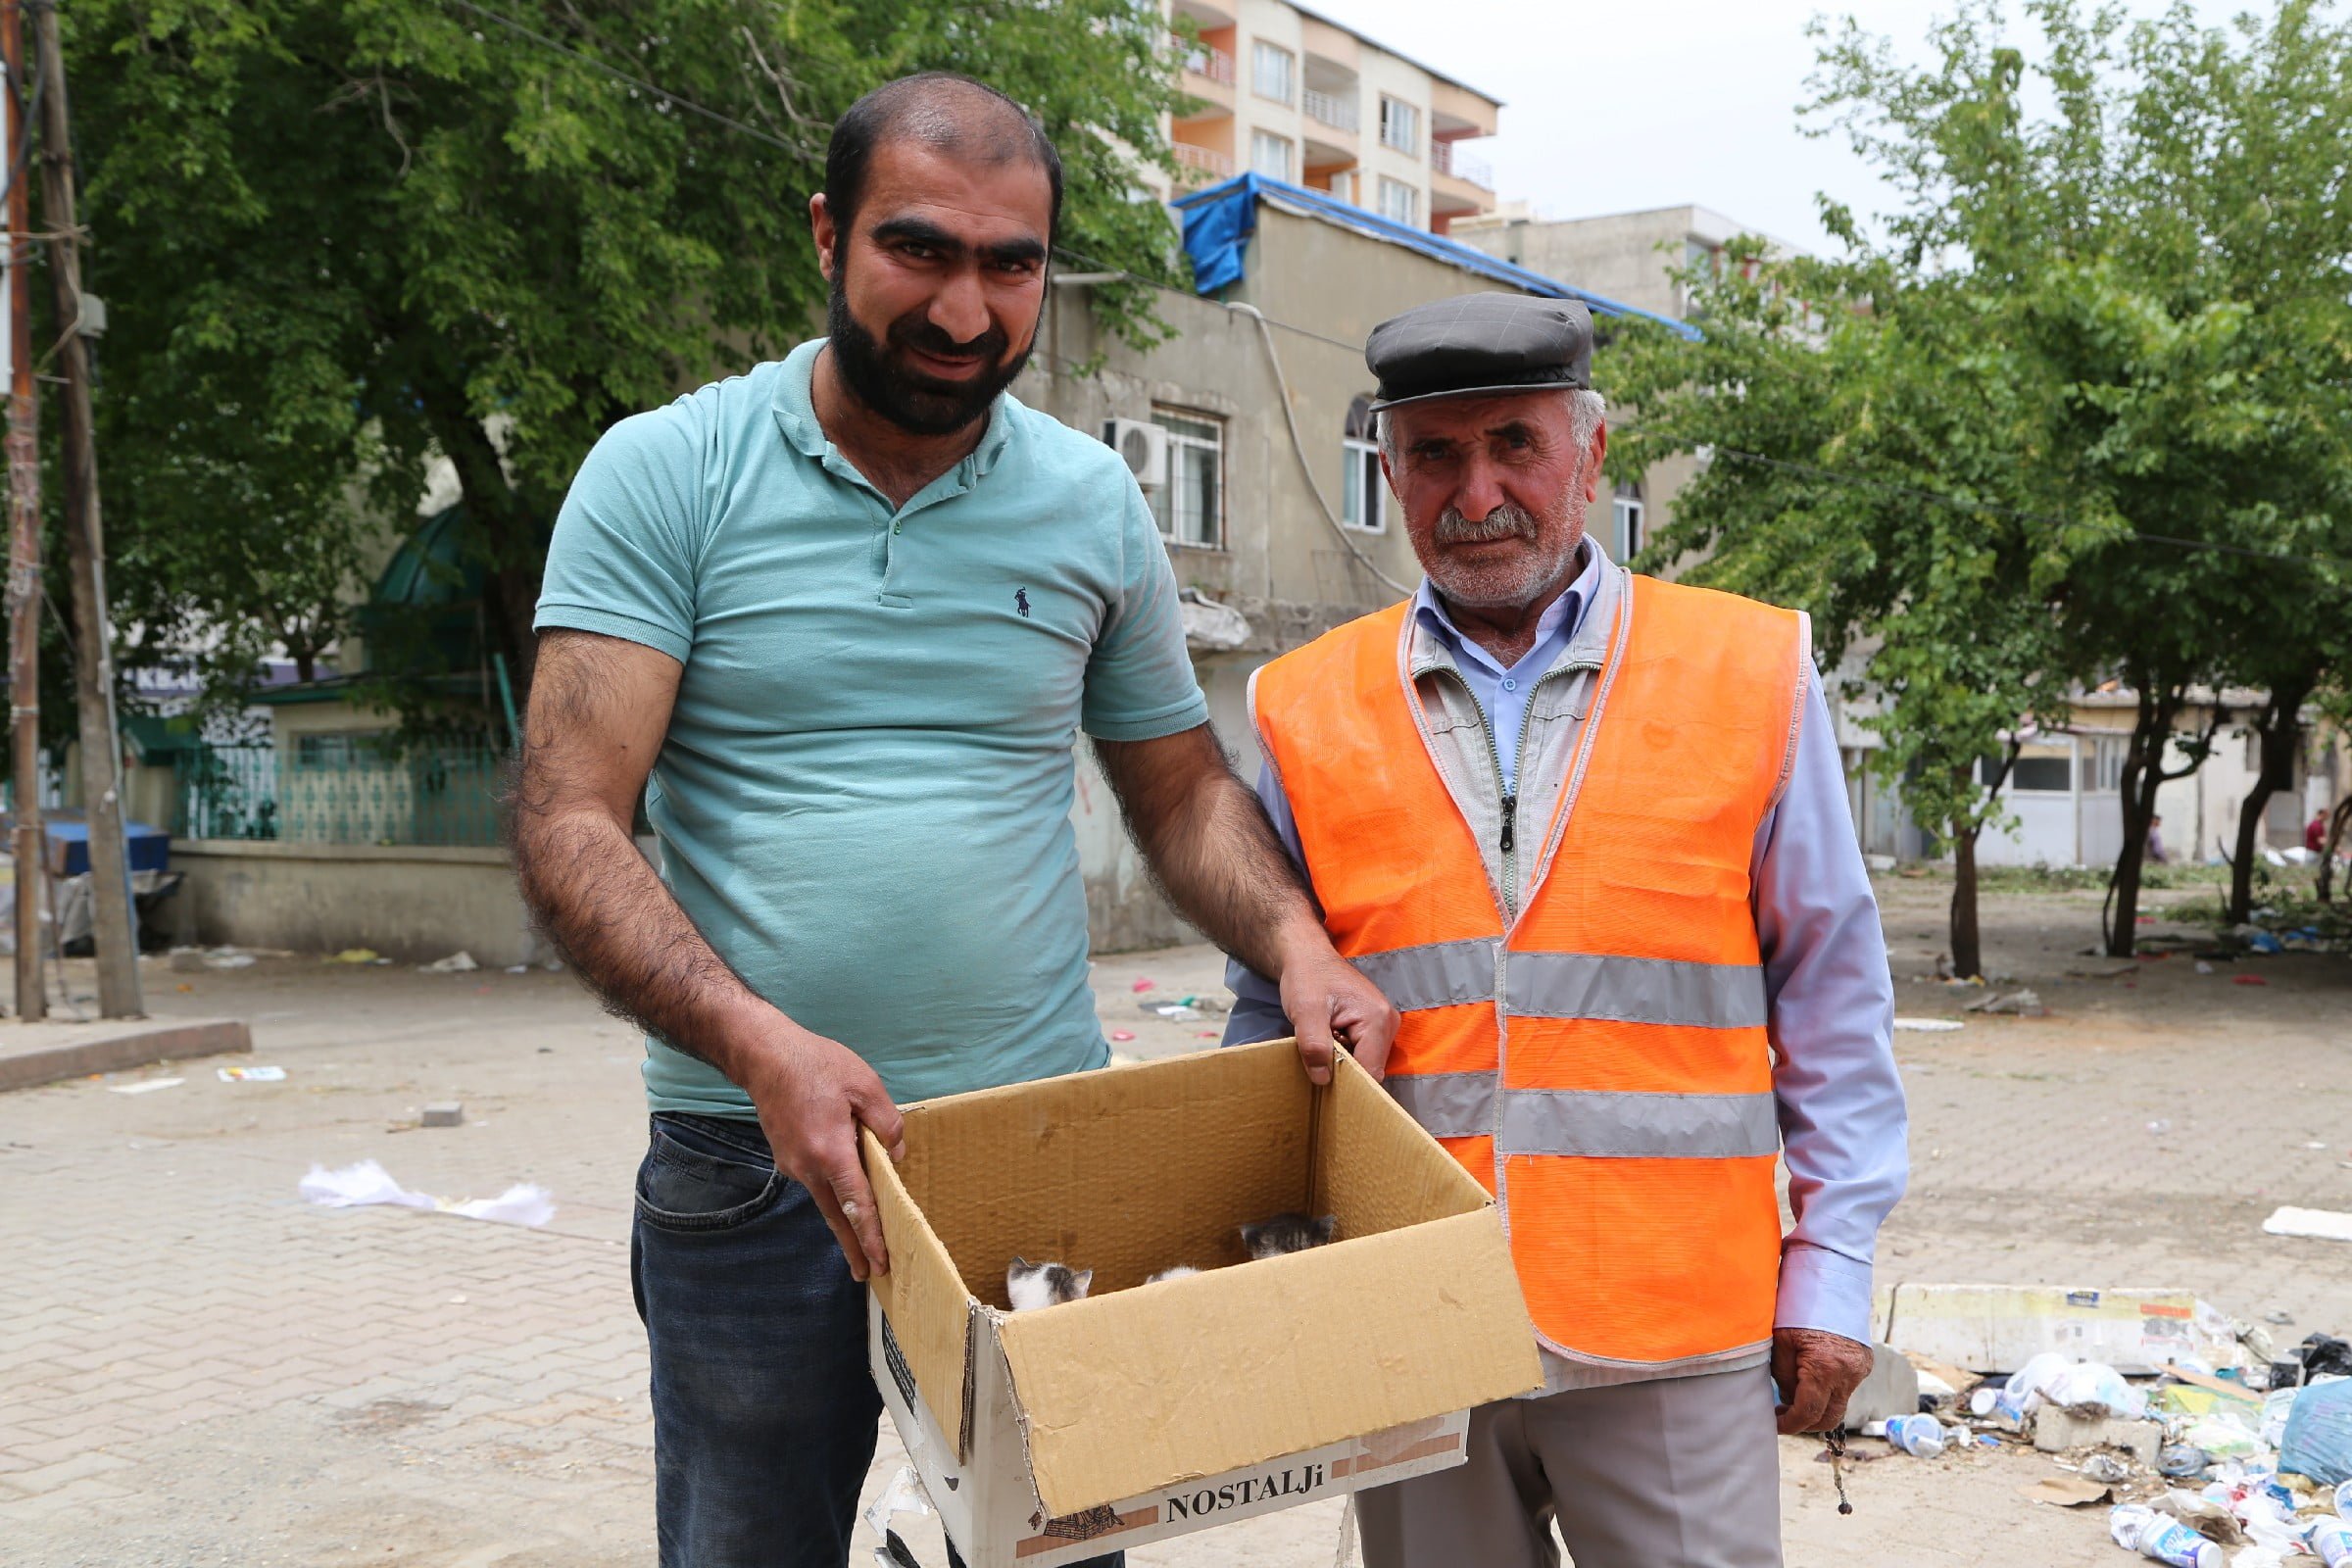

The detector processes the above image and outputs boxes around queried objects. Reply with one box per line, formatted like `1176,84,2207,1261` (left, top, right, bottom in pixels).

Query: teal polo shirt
536,340,1209,1113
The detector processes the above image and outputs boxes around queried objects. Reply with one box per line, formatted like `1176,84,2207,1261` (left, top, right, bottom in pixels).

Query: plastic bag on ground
2045,1359,2148,1418
2282,1379,2352,1486
298,1158,555,1228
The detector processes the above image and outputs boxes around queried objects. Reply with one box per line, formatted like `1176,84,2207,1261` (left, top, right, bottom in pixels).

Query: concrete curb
0,1017,252,1092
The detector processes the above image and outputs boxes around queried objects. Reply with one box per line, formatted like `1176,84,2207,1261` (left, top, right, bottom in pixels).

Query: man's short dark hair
824,74,1064,257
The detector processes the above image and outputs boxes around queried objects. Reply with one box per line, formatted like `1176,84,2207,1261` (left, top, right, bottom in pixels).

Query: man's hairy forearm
1096,730,1322,980
512,805,767,1073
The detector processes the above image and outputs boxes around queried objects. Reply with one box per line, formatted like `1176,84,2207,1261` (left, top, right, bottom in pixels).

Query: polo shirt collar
771,337,1017,478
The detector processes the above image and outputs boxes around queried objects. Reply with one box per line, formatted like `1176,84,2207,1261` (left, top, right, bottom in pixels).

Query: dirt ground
2,875,2347,1568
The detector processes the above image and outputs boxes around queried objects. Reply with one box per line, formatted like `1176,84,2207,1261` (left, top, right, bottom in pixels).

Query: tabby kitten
1239,1212,1339,1258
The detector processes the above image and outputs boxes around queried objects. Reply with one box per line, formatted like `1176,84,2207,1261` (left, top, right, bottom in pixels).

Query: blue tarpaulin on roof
1173,173,1702,340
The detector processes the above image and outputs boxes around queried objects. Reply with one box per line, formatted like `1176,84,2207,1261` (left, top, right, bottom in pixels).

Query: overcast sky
1319,0,2238,255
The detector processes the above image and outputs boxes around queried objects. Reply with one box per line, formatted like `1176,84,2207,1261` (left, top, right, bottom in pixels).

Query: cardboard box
860,1039,1542,1568
1875,1284,2242,1375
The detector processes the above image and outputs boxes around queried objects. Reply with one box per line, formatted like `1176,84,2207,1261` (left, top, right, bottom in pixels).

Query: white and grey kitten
1240,1212,1339,1259
1006,1256,1093,1311
1145,1265,1200,1285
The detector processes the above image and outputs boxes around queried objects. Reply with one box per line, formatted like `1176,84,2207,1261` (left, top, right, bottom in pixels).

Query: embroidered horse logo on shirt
1015,588,1032,618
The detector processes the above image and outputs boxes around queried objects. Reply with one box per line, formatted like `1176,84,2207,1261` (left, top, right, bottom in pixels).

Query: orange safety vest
1252,572,1807,1370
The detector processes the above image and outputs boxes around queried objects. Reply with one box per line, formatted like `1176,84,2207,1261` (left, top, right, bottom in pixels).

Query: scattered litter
2156,1444,2209,1478
2282,1378,2352,1485
1893,1017,1965,1033
1172,993,1230,1015
217,1065,286,1083
2243,931,2284,956
1883,1413,1957,1456
2263,1311,2294,1326
324,948,388,964
506,963,529,975
2109,1502,2222,1565
2276,1333,2352,1381
1964,988,2047,1017
2024,1476,2115,1507
1130,977,1155,994
108,1077,183,1096
298,1158,554,1227
420,1102,465,1129
2082,1453,2132,1485
2150,1120,2173,1135
1145,1002,1205,1022
1108,1030,1136,1043
203,950,256,969
2262,1207,2352,1243
420,951,478,974
2195,962,2215,975
2231,975,2270,987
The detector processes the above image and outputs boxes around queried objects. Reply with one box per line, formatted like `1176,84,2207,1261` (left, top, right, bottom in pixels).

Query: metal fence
172,740,506,849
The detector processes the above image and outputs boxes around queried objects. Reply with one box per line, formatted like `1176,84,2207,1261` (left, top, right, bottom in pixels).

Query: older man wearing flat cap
1224,292,1908,1567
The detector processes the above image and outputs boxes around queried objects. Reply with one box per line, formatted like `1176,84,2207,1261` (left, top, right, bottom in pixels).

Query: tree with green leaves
69,0,1186,714
1806,0,2352,956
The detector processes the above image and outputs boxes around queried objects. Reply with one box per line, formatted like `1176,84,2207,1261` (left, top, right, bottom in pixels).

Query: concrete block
420,1102,464,1128
0,1016,249,1093
1842,1343,1924,1430
2032,1406,2162,1462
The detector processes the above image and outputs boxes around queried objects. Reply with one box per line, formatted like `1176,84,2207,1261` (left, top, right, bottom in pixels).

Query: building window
2090,735,2129,793
1251,41,1296,106
1151,409,1223,548
1612,481,1645,558
1379,95,1421,156
1377,175,1419,227
1983,744,2073,793
1250,129,1295,182
1342,393,1384,532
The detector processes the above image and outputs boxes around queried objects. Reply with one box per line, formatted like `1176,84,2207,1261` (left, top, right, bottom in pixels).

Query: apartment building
1165,0,1500,234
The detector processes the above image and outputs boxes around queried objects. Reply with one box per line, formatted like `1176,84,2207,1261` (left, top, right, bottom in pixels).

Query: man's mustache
891,315,1009,365
1434,504,1539,545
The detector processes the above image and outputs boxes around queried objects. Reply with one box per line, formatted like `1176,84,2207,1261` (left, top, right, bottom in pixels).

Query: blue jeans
632,1113,1122,1568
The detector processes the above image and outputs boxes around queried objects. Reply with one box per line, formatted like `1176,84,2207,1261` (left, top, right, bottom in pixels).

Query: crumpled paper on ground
298,1158,555,1227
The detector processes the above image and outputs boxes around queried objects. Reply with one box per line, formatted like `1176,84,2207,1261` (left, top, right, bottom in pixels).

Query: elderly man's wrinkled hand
1772,1328,1874,1436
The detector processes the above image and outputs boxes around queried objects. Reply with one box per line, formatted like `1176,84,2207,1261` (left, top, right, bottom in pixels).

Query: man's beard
1426,495,1586,610
826,271,1033,437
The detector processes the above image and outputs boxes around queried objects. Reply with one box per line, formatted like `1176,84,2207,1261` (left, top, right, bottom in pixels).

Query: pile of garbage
1869,1312,2352,1568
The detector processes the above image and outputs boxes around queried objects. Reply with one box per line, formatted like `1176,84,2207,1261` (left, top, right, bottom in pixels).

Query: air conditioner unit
1102,416,1169,489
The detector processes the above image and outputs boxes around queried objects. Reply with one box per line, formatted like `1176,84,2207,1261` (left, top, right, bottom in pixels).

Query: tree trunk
1950,823,1983,981
416,379,543,694
2105,685,2177,959
2227,683,2310,925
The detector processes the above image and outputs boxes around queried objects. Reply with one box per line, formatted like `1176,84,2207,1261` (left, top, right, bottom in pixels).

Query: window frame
1379,95,1421,156
1250,41,1297,106
1341,437,1385,532
1612,482,1645,559
1376,175,1419,227
1150,407,1226,550
1250,129,1296,183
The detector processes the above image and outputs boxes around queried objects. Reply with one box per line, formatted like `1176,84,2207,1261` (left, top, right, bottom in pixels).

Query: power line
441,0,807,156
448,9,2352,580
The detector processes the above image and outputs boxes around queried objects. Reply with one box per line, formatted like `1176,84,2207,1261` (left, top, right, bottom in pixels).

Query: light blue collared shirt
1410,547,1603,795
1226,572,1906,1349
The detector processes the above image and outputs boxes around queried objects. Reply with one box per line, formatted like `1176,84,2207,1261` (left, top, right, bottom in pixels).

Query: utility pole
29,1,137,1015
3,0,39,1020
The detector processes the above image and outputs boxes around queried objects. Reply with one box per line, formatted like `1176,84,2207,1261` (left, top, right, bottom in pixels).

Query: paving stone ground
3,876,2348,1568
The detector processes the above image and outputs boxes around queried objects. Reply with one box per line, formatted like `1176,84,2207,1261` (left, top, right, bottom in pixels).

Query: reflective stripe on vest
1251,571,1808,1369
1385,1072,1779,1158
1353,941,1767,1029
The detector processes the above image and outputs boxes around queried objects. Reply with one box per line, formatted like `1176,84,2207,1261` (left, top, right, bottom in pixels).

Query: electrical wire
448,8,2352,582
440,0,806,155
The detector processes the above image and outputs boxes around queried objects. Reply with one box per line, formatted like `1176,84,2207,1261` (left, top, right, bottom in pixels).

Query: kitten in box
1240,1212,1338,1258
1006,1256,1093,1311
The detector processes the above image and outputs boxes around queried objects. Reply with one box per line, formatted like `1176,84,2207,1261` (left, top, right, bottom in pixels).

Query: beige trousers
1354,1366,1783,1568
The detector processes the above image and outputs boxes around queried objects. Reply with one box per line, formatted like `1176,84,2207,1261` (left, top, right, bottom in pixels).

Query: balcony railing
1178,38,1235,86
1172,142,1237,186
1431,139,1493,189
1302,88,1358,133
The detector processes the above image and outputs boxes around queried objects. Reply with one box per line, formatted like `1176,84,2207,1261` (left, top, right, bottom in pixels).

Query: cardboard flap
863,1126,975,1457
996,1207,1541,1516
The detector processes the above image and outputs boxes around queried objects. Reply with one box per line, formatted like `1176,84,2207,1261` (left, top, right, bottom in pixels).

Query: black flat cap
1366,293,1593,412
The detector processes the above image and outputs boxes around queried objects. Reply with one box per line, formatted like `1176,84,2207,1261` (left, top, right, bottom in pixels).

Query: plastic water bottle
2109,1506,2223,1568
2315,1518,2352,1568
2335,1477,2352,1519
1884,1413,1949,1456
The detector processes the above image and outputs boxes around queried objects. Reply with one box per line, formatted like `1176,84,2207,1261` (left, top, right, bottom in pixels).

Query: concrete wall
172,841,542,967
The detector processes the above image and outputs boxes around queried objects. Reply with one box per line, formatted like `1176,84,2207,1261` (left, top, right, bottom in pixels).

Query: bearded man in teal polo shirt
509,74,1396,1568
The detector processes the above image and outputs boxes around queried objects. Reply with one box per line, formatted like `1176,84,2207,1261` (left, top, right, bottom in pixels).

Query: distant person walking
2148,814,2170,864
510,74,1393,1568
